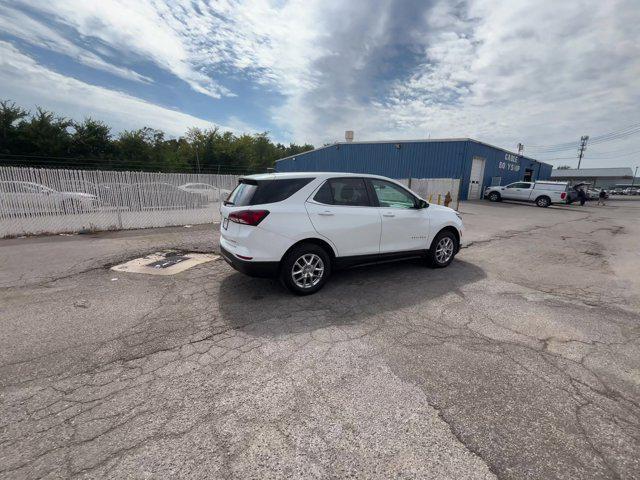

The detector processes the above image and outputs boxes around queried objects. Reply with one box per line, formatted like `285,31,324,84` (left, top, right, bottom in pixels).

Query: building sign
499,153,520,172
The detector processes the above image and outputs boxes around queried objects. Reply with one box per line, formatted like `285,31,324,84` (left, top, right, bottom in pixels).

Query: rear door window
313,178,371,207
226,178,314,206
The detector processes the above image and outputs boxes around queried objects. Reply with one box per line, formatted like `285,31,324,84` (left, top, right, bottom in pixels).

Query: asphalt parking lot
1,200,639,479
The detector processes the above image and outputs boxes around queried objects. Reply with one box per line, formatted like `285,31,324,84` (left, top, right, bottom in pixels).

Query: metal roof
551,167,634,178
275,138,546,165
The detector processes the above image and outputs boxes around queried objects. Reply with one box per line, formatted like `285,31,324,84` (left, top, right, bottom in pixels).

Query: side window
313,178,370,206
313,181,333,204
506,182,530,189
370,179,416,209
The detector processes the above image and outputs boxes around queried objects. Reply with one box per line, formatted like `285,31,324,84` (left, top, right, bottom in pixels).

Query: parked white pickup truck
484,181,569,207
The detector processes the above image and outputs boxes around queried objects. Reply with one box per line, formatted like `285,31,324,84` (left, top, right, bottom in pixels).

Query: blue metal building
275,138,553,200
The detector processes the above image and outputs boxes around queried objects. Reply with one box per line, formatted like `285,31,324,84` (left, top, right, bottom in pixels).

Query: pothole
110,250,219,276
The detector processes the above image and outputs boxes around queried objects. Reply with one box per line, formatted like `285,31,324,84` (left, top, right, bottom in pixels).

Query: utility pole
632,166,639,187
195,149,201,181
577,135,589,169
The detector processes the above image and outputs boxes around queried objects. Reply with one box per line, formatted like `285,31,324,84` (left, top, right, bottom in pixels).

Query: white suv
220,172,463,295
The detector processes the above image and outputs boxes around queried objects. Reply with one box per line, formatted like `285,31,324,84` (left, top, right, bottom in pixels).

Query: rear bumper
219,246,279,278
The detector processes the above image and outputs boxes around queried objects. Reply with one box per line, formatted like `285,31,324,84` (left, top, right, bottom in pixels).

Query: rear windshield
225,178,314,206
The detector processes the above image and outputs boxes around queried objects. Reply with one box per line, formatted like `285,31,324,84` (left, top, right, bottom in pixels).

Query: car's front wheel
280,243,331,295
488,191,501,202
427,230,458,268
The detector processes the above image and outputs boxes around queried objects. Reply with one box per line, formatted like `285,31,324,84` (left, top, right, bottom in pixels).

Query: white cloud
375,0,640,167
0,4,151,83
0,41,234,136
2,0,638,167
15,0,233,99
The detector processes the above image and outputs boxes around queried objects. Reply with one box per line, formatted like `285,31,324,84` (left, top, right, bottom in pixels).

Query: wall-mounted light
394,143,401,149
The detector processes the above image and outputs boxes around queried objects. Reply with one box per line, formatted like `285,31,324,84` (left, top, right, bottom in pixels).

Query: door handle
318,211,334,216
382,212,395,217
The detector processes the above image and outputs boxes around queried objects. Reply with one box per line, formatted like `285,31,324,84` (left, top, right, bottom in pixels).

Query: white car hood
427,203,455,213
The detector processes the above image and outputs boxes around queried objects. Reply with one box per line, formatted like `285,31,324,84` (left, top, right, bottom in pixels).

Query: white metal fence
399,178,460,206
0,168,461,238
0,167,241,238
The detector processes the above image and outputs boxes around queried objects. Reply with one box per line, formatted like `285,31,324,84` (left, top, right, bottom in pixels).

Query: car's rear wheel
488,191,501,202
536,196,551,208
280,243,331,295
427,231,458,268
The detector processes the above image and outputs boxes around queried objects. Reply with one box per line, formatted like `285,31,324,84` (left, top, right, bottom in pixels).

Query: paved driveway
1,201,639,479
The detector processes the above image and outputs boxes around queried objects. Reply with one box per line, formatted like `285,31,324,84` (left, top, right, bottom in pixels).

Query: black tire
280,243,331,295
536,196,551,208
488,191,501,202
426,230,458,268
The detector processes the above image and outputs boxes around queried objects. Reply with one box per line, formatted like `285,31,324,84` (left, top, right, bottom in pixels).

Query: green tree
70,118,113,159
17,107,73,159
0,100,29,154
0,99,315,173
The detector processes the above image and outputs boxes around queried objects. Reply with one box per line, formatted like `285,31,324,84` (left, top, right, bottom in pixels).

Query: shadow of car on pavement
218,257,486,338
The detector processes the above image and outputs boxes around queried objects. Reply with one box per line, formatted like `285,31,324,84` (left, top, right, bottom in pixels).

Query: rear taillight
560,192,567,199
228,210,269,226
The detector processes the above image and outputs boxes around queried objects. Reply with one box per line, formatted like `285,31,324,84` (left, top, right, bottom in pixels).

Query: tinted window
313,181,333,204
313,178,370,206
227,178,314,206
371,179,416,209
506,182,532,189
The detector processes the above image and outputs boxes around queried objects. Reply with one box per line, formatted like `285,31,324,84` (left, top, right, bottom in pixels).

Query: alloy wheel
291,253,325,288
435,237,454,264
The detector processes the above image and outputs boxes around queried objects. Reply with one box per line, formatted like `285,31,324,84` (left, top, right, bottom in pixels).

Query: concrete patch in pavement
110,250,218,275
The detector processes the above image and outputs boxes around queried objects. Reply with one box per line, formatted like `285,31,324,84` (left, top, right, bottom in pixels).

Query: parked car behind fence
0,181,97,216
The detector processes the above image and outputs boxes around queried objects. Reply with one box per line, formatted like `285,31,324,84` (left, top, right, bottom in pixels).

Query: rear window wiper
223,200,234,206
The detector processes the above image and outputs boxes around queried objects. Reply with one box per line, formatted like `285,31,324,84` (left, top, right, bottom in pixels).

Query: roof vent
345,130,354,142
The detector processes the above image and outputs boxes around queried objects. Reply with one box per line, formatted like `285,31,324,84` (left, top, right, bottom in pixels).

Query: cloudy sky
1,0,639,168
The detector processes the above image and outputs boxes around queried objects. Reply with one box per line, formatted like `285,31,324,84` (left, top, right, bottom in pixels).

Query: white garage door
467,157,486,200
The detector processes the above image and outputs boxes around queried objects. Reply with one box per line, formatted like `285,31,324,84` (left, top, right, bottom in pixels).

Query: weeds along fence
0,167,241,238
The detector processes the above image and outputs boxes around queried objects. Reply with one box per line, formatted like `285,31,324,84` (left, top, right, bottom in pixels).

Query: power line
0,153,258,173
526,122,640,153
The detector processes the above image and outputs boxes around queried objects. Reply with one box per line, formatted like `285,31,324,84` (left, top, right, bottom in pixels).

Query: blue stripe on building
275,138,553,200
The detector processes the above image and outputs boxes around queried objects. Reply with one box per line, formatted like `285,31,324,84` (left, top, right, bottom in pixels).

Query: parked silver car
177,183,229,203
0,181,97,216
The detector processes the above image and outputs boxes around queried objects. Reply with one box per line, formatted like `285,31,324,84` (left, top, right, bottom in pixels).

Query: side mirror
417,199,429,209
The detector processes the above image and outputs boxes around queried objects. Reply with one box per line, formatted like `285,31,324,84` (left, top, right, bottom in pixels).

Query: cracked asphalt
1,200,639,479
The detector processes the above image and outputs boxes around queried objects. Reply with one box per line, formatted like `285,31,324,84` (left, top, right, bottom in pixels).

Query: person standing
578,187,587,206
598,189,607,206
